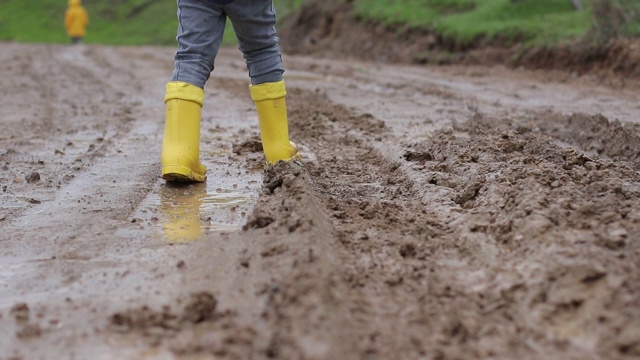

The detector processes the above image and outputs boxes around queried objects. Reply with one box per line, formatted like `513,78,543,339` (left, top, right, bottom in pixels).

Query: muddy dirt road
0,43,639,359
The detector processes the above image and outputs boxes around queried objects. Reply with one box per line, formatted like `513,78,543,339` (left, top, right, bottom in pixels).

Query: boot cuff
250,80,287,102
165,81,204,106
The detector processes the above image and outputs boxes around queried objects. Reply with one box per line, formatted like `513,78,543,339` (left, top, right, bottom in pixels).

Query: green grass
0,0,304,45
354,0,593,46
0,0,174,44
1,0,635,47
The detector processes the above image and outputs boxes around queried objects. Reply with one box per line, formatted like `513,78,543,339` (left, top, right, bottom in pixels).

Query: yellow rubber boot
161,81,207,182
250,80,301,164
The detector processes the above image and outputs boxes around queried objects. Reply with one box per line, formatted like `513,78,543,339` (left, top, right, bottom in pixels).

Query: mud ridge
289,90,466,357
284,87,640,358
240,160,364,359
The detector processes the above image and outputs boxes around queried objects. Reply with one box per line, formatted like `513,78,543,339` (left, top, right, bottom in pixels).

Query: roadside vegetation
0,0,636,47
353,0,639,47
0,0,176,44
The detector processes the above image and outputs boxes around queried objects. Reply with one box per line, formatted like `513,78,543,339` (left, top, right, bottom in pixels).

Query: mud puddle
130,162,261,242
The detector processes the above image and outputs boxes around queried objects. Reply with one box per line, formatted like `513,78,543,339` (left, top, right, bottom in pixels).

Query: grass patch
589,0,640,42
0,0,304,45
0,0,177,44
354,0,593,46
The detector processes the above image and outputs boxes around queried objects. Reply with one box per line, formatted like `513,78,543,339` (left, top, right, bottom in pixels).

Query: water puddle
131,163,262,243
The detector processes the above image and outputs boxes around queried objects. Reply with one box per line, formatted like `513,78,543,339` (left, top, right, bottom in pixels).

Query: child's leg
162,0,227,182
224,0,300,164
171,0,227,88
224,0,284,85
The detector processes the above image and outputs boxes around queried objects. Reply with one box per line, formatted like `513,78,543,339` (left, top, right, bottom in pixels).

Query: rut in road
224,84,640,358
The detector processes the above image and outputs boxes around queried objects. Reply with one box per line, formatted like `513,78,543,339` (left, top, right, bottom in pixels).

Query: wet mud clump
243,160,312,233
232,137,263,156
109,292,255,357
10,303,43,340
110,292,218,337
524,112,640,164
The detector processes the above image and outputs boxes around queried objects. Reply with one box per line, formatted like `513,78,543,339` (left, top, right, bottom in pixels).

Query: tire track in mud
284,89,482,358
207,80,640,359
0,45,169,359
206,84,466,358
0,45,274,359
0,44,146,223
1,45,161,251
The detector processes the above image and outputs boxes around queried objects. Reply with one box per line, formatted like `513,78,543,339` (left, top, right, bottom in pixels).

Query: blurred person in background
161,0,300,183
64,0,89,44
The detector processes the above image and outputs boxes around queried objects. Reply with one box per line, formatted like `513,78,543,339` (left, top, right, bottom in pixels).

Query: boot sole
162,165,206,183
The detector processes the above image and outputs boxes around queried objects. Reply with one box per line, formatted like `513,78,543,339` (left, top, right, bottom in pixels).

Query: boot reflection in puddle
160,182,206,242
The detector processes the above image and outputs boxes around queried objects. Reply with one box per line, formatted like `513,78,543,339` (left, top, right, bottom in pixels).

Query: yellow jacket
64,0,89,37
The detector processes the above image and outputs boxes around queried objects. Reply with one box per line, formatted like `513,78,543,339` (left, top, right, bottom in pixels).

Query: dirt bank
0,42,639,359
279,0,640,79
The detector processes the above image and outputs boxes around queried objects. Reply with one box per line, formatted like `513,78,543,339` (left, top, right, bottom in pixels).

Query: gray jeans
171,0,284,88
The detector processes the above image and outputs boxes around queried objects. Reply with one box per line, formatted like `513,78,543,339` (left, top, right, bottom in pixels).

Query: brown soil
0,42,639,359
279,0,640,79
